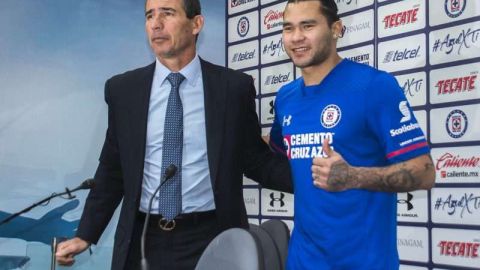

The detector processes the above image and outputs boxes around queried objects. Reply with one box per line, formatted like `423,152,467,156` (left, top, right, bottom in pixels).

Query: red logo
436,153,480,169
438,241,480,258
436,75,477,95
264,10,283,28
383,8,419,29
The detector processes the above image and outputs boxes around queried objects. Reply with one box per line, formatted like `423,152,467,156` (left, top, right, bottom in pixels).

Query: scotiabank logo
264,10,283,30
436,75,477,95
438,240,480,258
383,46,421,63
383,8,419,29
231,0,255,8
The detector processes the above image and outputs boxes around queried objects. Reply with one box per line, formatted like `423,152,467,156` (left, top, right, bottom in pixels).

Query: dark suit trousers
124,212,220,270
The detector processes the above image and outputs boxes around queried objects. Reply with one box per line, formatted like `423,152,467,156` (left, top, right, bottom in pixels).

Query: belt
137,210,216,231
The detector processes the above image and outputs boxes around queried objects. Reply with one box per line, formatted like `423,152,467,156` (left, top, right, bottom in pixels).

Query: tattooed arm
311,140,435,192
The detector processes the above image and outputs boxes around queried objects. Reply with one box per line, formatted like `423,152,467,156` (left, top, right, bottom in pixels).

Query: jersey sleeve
269,97,287,156
366,72,430,163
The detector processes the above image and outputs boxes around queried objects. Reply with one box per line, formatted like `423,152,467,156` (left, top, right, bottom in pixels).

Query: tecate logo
436,75,477,95
438,241,480,257
383,8,419,29
231,50,256,62
383,46,420,63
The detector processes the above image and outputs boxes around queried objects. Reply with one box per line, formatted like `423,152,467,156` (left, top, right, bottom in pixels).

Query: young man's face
145,0,202,60
282,1,339,68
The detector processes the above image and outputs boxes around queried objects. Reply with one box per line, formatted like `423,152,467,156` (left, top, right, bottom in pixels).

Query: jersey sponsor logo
237,16,250,37
390,123,421,137
320,104,342,129
282,115,292,127
283,132,334,160
383,8,419,29
445,0,467,18
383,46,421,63
436,75,477,95
399,101,412,123
436,152,480,179
445,109,468,138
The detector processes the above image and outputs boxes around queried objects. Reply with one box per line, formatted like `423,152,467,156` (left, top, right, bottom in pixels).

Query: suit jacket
76,59,292,270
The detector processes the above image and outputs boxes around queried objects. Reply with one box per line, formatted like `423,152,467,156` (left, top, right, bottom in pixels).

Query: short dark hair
287,0,340,25
182,0,201,19
144,0,201,19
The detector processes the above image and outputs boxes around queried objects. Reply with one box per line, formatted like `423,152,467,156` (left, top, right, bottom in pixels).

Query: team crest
445,109,468,138
320,104,342,129
444,0,466,18
237,16,250,37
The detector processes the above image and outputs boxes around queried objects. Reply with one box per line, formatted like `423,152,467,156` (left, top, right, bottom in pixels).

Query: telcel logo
383,46,420,63
232,50,256,62
264,72,291,86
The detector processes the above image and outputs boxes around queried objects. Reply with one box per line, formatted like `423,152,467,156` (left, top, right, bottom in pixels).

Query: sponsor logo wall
227,1,479,269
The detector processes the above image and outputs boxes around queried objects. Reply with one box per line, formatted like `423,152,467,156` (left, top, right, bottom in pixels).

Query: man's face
282,1,338,68
145,0,202,60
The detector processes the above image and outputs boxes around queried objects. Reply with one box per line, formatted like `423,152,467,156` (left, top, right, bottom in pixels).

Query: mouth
151,35,169,42
292,47,309,53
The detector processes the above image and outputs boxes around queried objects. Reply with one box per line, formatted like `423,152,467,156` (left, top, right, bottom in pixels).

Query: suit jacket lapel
201,59,226,187
131,63,156,201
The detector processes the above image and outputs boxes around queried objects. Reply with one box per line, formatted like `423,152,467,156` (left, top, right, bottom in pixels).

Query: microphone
141,164,177,270
0,178,95,226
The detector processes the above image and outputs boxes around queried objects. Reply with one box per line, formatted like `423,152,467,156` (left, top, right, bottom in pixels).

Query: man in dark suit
55,0,291,269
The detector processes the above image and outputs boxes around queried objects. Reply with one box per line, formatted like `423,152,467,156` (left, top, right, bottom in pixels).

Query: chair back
195,228,264,270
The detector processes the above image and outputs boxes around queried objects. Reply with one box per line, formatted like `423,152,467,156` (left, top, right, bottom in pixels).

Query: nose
290,29,305,43
151,14,165,30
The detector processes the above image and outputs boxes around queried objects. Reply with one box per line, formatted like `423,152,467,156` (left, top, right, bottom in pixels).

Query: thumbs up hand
311,140,355,192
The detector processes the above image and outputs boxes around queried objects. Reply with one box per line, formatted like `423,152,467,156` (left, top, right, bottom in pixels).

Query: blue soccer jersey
269,59,430,270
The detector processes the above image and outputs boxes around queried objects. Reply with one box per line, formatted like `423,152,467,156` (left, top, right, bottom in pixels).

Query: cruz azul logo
436,152,480,179
237,16,250,37
264,9,283,30
320,104,341,129
231,49,256,63
383,46,420,63
283,133,334,160
445,0,467,18
435,74,477,95
445,109,468,138
383,7,418,29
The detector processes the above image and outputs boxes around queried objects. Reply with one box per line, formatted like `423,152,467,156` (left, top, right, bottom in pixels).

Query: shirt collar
154,55,201,87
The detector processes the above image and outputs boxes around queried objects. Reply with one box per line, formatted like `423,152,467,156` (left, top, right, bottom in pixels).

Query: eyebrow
283,19,318,27
145,7,177,17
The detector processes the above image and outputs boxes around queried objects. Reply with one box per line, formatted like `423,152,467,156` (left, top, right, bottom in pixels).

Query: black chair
195,228,264,270
249,224,282,270
260,219,290,269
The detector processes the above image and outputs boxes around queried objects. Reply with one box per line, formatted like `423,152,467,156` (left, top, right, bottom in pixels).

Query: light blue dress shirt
140,55,215,214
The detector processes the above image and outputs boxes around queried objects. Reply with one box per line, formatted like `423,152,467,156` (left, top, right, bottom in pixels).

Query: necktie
158,72,185,220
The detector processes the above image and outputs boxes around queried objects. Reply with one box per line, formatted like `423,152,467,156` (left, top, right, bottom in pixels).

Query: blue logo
320,104,342,129
446,109,468,138
445,0,466,18
237,16,250,37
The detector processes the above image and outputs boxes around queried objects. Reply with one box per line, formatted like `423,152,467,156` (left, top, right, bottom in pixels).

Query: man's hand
55,237,90,266
311,140,355,192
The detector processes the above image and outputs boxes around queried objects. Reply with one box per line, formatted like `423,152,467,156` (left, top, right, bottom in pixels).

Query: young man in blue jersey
269,0,435,269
